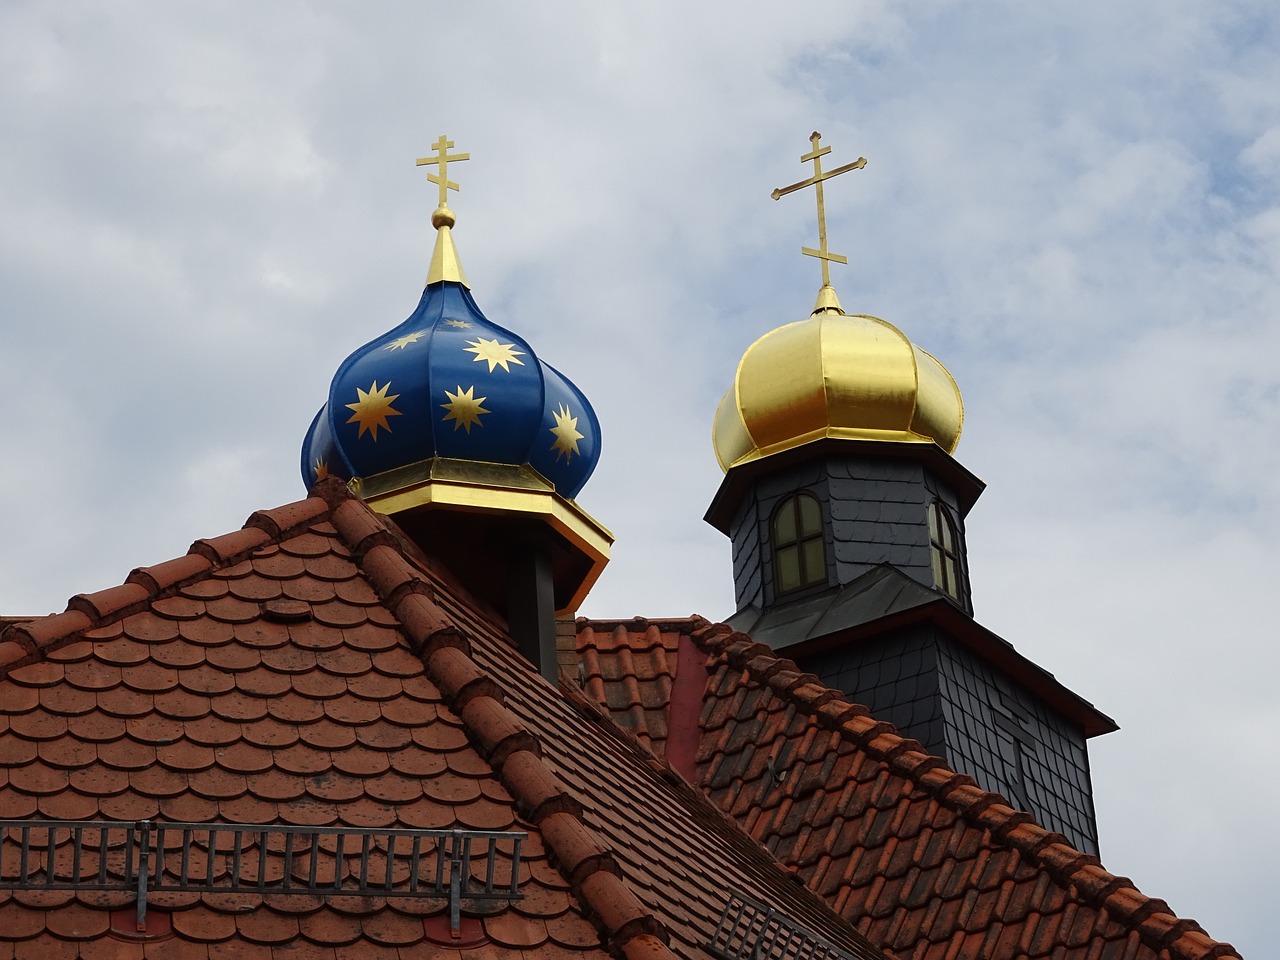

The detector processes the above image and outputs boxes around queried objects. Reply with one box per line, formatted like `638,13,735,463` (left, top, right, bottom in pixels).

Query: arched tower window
772,493,827,595
928,501,964,601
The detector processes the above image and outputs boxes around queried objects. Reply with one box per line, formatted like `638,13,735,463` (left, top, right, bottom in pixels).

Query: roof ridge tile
685,619,1243,960
339,525,680,960
244,496,331,540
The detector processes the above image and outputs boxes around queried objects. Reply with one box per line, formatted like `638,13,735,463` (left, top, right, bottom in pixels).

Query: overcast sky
0,2,1273,955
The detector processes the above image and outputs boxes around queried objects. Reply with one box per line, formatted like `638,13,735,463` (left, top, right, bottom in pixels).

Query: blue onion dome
300,148,601,501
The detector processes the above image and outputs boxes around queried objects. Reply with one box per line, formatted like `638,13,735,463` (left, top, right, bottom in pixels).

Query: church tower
300,137,611,680
706,133,1115,853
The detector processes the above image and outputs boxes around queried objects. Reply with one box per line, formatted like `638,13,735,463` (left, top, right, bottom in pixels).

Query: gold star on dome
465,337,525,373
386,331,428,350
441,385,490,433
314,459,330,481
549,403,584,462
444,319,472,329
345,380,402,440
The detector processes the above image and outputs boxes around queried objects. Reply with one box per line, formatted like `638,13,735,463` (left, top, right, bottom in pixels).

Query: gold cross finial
772,131,866,301
416,134,470,210
416,135,471,288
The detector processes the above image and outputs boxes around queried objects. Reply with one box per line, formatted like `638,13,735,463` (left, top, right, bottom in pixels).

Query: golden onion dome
713,286,964,472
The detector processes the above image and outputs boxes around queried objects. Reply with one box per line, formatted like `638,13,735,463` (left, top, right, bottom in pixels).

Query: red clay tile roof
0,481,878,960
575,618,1243,960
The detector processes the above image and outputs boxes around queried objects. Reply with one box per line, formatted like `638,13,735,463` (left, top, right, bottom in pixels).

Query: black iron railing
0,819,524,933
708,891,860,960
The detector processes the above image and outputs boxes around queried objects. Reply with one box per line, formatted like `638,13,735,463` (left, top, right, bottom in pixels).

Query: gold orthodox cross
416,135,470,207
772,131,866,287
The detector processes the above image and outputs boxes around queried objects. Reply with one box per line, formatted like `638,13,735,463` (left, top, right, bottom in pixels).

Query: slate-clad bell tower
706,133,1116,853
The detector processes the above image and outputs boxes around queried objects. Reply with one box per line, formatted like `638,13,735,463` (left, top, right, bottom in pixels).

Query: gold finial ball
431,205,456,229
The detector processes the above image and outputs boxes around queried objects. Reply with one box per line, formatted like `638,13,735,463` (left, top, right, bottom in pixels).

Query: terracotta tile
99,737,160,769
213,740,273,774
189,769,249,801
316,649,374,678
44,640,94,664
160,793,220,821
362,772,423,804
228,576,285,603
291,671,349,701
299,909,363,946
7,710,68,742
94,687,153,721
391,798,456,830
37,737,97,773
98,792,160,821
252,553,309,581
422,775,482,805
455,797,516,831
153,689,214,721
205,596,264,625
130,764,188,797
376,696,437,727
277,798,340,827
0,686,40,714
279,534,336,559
274,745,333,776
6,661,65,688
172,906,238,943
345,674,405,703
38,789,99,821
354,725,412,752
333,579,382,606
287,620,346,653
217,794,279,823
338,624,403,655
91,639,151,669
183,715,242,747
304,773,365,803
0,788,38,817
62,662,122,692
355,910,427,947
148,642,206,669
240,720,301,749
387,750,446,778
484,912,548,950
333,797,396,828
120,661,180,694
178,618,235,646
410,722,469,752
239,671,293,700
323,698,381,726
311,602,369,630
178,666,236,697
247,769,305,803
121,615,183,645
367,650,424,680
204,644,262,673
399,675,445,704
236,909,301,946
297,554,360,584
37,685,94,718
545,909,603,949
234,622,292,651
298,721,357,751
260,646,319,675
266,698,324,725
65,713,126,744
211,692,270,723
330,748,390,778
283,578,344,604
150,594,208,620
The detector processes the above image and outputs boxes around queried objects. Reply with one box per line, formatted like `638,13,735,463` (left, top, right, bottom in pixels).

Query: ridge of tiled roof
574,616,1242,960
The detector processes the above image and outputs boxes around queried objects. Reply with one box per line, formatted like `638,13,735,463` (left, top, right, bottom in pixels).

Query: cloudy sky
0,2,1273,954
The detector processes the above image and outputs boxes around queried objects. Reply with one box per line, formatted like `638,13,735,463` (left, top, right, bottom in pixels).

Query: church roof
575,618,1241,960
0,480,877,960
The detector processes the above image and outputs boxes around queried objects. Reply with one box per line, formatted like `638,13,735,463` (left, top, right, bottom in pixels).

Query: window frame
927,499,965,602
770,492,828,597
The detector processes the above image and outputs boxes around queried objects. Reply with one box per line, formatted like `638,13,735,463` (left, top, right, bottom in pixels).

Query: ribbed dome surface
301,280,600,498
713,310,962,471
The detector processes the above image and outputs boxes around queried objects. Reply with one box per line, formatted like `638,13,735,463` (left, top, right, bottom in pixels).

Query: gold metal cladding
711,313,964,472
350,457,612,615
772,131,866,291
417,135,471,288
